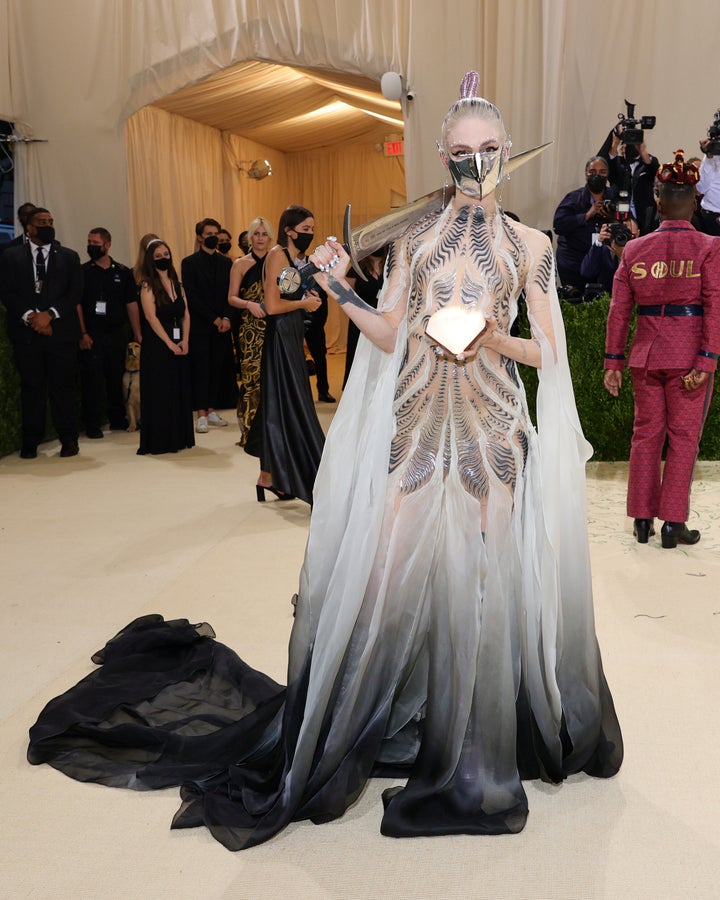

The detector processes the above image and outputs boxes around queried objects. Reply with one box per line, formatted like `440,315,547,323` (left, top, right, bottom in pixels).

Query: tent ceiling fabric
152,61,404,152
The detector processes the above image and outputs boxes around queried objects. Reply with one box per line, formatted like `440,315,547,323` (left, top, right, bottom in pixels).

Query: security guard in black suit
78,227,141,436
0,208,83,457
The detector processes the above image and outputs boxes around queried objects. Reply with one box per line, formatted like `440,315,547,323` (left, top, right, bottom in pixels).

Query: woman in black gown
244,206,325,504
136,239,194,455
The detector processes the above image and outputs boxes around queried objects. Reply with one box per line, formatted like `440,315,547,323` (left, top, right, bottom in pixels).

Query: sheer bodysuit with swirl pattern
390,203,537,520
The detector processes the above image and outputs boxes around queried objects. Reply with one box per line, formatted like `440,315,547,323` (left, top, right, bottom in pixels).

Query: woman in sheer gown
28,74,622,851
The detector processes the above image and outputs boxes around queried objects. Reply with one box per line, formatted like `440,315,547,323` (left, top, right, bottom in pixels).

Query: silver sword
277,141,552,296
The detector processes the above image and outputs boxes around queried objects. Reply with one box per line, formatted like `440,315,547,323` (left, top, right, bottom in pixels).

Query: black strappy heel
256,484,296,502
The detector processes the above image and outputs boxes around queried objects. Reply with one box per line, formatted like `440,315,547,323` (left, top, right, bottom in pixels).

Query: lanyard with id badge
172,300,182,341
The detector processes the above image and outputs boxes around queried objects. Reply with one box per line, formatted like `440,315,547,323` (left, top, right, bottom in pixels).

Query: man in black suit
0,207,83,457
0,202,37,255
181,218,236,433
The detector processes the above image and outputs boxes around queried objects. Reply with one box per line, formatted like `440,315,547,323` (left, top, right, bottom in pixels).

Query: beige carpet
2,357,720,899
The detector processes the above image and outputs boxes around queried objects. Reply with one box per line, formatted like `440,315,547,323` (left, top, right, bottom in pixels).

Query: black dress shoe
661,521,701,549
318,393,336,403
633,518,655,544
60,441,79,458
20,446,37,459
86,428,104,439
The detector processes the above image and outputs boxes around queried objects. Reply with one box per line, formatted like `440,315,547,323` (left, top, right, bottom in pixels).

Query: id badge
95,300,107,315
173,327,181,341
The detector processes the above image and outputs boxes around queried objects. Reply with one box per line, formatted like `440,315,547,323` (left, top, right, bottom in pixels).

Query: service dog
123,341,141,432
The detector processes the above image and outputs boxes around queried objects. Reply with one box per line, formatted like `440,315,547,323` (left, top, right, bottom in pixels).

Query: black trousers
189,329,236,411
556,263,585,293
12,335,79,448
698,207,720,237
80,329,128,430
305,309,329,397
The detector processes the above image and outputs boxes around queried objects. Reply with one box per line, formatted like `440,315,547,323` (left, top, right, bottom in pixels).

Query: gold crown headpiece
657,149,700,186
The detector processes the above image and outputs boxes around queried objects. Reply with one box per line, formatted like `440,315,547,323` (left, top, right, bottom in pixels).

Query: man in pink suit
604,152,720,548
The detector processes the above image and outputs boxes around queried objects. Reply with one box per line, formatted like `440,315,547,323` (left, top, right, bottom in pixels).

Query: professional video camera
614,99,656,146
603,195,632,220
703,109,720,155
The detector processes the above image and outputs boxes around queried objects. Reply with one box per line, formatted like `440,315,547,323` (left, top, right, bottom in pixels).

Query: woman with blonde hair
228,216,273,444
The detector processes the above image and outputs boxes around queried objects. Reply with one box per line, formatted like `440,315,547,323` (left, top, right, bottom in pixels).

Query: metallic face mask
445,147,506,200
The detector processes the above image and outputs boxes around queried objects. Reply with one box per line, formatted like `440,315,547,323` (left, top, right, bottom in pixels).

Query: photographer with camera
552,155,617,295
580,218,638,296
696,109,720,236
598,101,659,235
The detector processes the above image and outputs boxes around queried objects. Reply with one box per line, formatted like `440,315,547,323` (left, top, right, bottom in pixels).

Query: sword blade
505,140,553,174
344,186,453,270
279,141,552,292
344,142,553,269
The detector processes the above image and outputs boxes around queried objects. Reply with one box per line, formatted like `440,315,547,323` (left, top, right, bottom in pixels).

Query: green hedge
2,295,719,459
0,305,64,456
518,295,720,461
0,306,22,457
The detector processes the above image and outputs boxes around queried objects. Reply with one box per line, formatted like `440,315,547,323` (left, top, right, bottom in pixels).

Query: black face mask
154,258,171,271
203,234,219,250
624,145,639,163
87,245,105,261
291,231,313,254
218,241,232,254
34,225,55,244
587,174,607,194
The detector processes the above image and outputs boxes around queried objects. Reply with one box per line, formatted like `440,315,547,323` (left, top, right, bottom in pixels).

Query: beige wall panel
6,0,404,263
5,0,720,264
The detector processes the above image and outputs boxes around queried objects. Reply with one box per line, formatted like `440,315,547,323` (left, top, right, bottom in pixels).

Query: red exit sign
384,140,404,157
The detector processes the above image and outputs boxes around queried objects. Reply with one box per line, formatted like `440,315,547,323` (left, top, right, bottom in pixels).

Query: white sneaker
207,411,228,427
196,415,209,433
